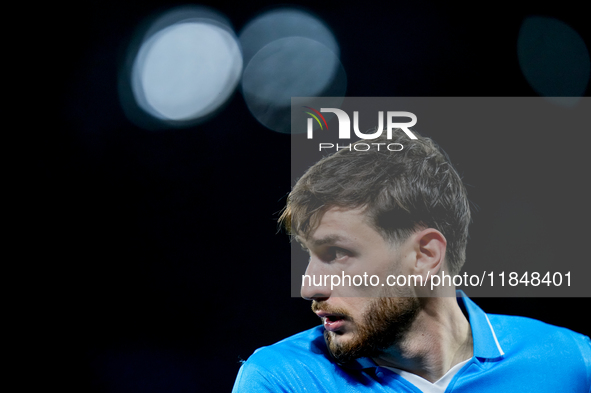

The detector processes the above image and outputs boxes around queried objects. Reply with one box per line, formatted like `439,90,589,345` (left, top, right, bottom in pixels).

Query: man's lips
316,311,347,332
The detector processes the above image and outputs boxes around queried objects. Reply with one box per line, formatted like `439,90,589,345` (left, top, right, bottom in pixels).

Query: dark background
27,0,590,391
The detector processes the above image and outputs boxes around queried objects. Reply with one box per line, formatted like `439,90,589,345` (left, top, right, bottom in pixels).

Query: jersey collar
457,290,505,360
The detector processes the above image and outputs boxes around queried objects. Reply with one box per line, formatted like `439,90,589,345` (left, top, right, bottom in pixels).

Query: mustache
311,300,352,318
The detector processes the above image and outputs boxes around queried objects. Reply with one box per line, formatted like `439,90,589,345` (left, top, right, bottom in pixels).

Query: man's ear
412,228,447,277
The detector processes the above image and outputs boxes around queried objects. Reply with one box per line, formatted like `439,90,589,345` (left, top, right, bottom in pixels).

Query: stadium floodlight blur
239,8,346,134
517,16,590,106
119,6,242,129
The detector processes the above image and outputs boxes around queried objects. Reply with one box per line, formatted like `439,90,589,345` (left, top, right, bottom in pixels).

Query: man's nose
300,258,332,301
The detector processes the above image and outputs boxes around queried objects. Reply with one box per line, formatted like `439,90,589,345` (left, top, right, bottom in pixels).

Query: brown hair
279,132,471,275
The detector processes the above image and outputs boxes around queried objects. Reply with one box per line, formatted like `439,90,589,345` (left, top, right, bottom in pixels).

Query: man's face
300,207,421,364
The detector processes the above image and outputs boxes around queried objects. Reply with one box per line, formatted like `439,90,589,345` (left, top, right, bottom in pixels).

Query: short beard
324,296,420,365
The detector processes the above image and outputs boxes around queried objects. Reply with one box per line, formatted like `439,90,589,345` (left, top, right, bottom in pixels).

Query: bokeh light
239,8,340,66
517,16,590,106
242,37,346,133
119,6,242,129
239,8,346,133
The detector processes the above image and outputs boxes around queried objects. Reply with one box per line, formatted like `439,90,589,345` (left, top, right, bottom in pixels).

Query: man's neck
372,297,473,383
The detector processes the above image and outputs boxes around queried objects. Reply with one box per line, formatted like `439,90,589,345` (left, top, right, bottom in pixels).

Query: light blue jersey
233,292,591,392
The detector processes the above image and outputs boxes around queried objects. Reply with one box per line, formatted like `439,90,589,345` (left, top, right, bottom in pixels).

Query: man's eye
308,247,350,263
332,247,349,261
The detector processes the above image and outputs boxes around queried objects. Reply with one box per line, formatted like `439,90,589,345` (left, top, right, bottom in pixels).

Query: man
232,133,591,392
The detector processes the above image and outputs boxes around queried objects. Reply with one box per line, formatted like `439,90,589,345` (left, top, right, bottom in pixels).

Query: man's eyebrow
308,235,350,247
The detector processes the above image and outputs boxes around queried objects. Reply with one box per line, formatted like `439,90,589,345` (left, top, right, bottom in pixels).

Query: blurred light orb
518,16,590,105
134,23,241,120
239,8,345,133
242,37,346,133
121,6,242,128
239,8,339,66
243,37,344,103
